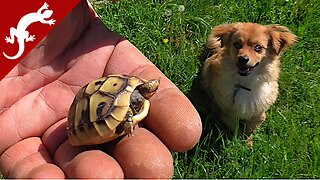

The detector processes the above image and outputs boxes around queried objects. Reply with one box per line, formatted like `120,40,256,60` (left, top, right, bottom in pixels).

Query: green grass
93,0,320,178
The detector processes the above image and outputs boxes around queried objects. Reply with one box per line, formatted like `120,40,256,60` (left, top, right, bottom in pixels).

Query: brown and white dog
202,22,296,136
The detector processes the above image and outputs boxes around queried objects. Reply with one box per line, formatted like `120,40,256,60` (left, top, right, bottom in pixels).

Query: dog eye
254,44,262,53
233,42,242,49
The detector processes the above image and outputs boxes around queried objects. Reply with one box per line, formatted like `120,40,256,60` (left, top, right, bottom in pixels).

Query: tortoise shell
67,74,159,146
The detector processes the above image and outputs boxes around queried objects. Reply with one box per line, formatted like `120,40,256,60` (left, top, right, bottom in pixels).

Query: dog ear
207,23,236,49
267,25,297,55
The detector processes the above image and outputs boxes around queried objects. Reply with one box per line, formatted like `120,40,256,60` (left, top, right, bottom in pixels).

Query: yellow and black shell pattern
67,74,148,146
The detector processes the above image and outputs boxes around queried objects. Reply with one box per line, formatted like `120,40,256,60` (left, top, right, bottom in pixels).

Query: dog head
208,22,296,76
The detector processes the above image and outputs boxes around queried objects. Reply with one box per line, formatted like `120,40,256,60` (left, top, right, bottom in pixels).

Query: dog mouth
237,64,253,76
236,62,260,76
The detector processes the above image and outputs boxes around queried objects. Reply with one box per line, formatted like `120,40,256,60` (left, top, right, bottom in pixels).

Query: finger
0,80,74,155
54,141,123,178
42,118,68,156
42,102,124,179
113,127,173,178
0,137,65,178
27,163,65,179
104,39,202,152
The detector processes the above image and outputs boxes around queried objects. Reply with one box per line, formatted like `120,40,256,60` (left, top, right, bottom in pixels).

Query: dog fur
202,22,296,136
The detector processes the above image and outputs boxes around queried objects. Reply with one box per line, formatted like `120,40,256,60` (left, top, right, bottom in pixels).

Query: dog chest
213,77,278,119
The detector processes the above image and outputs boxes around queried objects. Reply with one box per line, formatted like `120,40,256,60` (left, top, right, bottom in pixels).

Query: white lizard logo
3,2,56,60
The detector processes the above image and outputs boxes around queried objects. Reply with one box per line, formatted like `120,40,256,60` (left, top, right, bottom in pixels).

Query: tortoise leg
122,110,134,136
122,100,151,136
130,103,138,115
132,100,150,123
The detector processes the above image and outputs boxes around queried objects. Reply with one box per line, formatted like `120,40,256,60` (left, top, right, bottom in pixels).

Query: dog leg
220,111,239,133
243,112,266,136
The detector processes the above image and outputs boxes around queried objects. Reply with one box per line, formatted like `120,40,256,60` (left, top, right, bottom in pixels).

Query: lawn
93,0,320,178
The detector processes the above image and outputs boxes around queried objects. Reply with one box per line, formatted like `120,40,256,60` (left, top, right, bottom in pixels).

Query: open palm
0,1,201,178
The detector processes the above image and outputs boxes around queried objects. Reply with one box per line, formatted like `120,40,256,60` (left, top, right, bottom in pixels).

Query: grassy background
93,0,320,178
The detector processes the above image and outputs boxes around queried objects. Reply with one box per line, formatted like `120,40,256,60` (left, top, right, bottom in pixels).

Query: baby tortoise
67,74,160,146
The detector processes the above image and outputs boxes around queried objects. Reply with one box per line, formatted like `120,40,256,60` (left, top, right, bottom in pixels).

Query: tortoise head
137,78,160,99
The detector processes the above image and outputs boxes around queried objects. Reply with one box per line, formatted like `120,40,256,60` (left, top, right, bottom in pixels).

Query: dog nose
238,56,249,65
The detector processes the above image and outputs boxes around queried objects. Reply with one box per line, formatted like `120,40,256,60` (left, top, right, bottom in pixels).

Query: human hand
0,0,202,178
